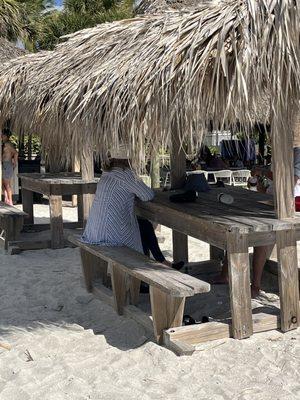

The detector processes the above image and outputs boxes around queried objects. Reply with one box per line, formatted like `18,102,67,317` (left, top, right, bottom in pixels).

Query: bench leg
129,277,141,306
277,229,300,331
111,263,127,315
80,249,108,292
172,231,188,263
22,188,34,225
49,195,64,249
150,286,185,344
227,233,253,339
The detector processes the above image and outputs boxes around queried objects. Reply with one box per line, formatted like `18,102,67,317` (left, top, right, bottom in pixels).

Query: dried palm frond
0,0,299,170
0,37,25,62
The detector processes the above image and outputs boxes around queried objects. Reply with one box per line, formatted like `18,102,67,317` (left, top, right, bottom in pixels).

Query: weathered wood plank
172,230,189,263
164,312,280,347
69,235,210,297
276,229,300,331
21,188,34,225
80,248,108,292
150,286,185,344
111,262,127,315
49,195,64,249
227,233,253,339
170,129,189,263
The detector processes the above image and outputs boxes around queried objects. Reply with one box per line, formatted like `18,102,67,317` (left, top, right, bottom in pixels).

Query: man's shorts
2,161,14,180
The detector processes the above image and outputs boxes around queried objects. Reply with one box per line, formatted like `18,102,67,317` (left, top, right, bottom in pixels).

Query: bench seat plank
0,202,27,217
69,235,210,297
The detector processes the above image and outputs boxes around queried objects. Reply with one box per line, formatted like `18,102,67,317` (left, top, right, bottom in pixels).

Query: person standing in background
2,129,18,206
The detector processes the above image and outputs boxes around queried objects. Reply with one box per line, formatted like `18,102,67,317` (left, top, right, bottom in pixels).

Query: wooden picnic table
135,185,300,340
19,173,99,249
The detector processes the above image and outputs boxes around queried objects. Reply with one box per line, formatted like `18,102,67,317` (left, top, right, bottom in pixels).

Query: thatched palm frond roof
0,0,299,168
0,37,25,62
135,0,202,14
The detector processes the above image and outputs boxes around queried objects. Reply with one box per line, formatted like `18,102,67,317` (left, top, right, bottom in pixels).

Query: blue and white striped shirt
81,168,154,252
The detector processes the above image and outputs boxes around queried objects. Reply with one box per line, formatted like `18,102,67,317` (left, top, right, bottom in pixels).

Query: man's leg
252,245,274,297
3,179,13,205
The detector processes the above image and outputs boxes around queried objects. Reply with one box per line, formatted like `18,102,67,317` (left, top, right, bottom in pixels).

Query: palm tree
0,0,24,39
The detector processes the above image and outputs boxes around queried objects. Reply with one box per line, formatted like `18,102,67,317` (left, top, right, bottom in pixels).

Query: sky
54,0,63,6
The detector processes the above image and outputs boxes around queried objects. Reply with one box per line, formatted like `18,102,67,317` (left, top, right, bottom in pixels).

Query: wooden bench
68,235,210,344
0,202,27,251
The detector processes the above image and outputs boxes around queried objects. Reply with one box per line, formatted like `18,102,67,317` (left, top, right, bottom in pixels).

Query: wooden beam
80,145,94,226
164,312,280,353
150,153,160,189
72,156,80,207
271,111,294,219
276,229,300,331
150,286,185,344
170,129,188,263
227,233,253,339
21,188,34,225
49,195,64,249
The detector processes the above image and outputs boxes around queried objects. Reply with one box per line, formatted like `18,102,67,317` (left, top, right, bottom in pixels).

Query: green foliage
0,0,24,39
30,0,134,50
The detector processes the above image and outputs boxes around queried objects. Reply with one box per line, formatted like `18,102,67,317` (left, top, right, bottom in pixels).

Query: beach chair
211,170,233,185
232,170,251,187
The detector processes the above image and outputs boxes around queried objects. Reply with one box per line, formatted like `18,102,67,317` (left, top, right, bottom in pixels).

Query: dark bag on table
184,173,210,192
169,190,197,203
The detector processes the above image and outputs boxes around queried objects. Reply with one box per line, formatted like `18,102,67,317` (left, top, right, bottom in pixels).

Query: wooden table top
136,186,300,235
19,173,101,185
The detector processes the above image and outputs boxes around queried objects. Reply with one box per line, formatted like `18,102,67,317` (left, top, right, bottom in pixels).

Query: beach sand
0,203,300,400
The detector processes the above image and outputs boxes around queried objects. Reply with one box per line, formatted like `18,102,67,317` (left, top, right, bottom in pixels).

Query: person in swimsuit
2,130,18,206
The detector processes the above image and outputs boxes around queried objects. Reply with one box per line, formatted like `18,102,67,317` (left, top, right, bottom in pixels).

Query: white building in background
204,131,234,148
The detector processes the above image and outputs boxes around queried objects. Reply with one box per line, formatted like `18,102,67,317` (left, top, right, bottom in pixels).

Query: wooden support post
80,146,94,227
227,233,253,339
150,286,185,344
72,156,80,207
49,195,64,249
170,130,188,263
111,263,127,315
150,154,160,189
276,229,300,331
271,112,295,219
209,245,224,261
129,277,141,306
21,188,34,225
271,108,299,331
80,249,108,292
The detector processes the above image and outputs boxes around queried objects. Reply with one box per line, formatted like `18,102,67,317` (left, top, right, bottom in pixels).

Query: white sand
1,204,300,400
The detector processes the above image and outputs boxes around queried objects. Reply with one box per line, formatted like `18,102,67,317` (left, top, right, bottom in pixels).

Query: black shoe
172,261,185,271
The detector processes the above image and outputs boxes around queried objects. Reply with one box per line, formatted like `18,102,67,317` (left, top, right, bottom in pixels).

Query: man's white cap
109,144,130,159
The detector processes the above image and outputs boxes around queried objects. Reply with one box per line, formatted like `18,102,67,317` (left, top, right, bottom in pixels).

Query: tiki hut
0,0,299,218
135,0,202,14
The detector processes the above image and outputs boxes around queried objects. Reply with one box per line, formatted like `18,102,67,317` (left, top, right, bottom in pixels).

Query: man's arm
10,144,18,168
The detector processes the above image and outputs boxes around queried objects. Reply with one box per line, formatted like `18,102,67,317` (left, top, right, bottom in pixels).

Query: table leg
77,194,84,227
21,188,34,225
49,195,64,249
172,231,188,263
227,233,253,339
276,229,300,331
77,193,93,228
